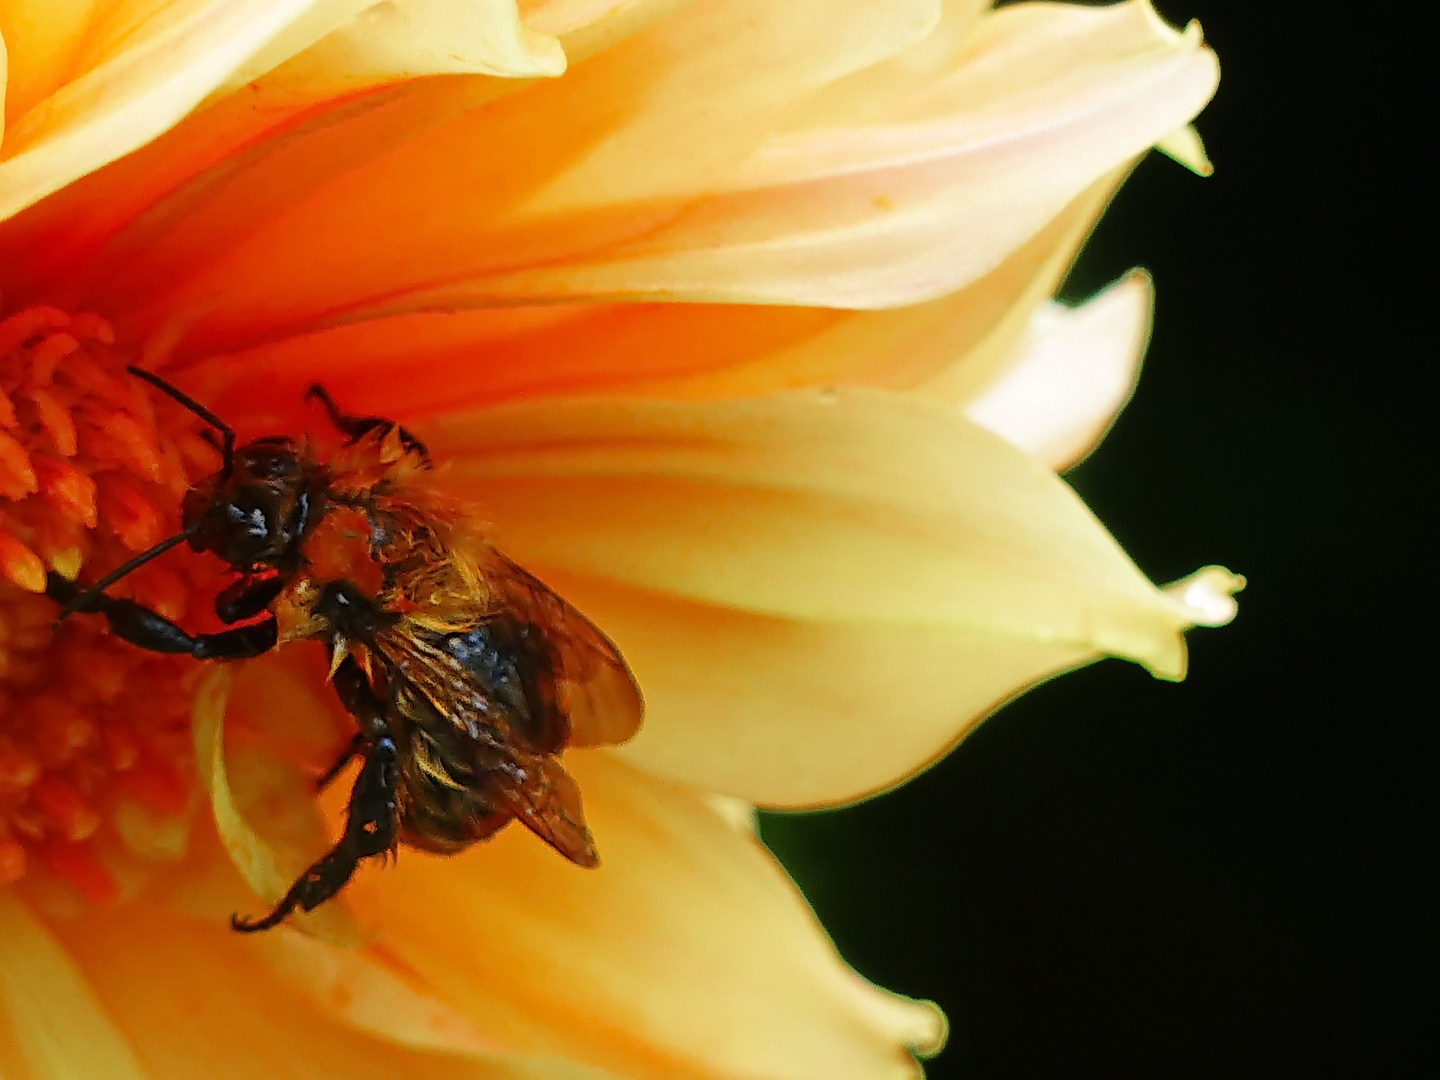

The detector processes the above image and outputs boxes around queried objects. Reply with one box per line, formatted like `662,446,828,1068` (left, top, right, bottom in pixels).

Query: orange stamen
1,304,223,899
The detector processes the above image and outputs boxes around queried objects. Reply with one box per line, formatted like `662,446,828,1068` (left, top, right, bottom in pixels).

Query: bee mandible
47,367,643,932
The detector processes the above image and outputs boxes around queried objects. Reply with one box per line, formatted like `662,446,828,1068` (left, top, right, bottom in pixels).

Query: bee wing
365,624,603,866
491,752,600,867
481,549,644,749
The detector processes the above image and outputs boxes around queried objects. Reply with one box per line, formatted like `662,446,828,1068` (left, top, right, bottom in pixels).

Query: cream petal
63,0,940,359
1162,565,1244,628
781,0,991,131
419,390,1237,804
430,390,1213,672
1156,122,1213,176
0,0,335,221
0,893,152,1080
232,0,566,103
961,270,1154,471
324,750,943,1080
406,0,1216,308
550,573,1098,806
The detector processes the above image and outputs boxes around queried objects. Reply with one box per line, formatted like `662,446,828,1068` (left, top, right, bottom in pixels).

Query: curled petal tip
1163,566,1246,628
1156,124,1214,176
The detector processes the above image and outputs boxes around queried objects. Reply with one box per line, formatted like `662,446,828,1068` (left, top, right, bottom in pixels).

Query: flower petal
432,390,1209,669
0,0,332,221
962,269,1154,470
181,167,1125,420
192,665,365,945
42,895,620,1080
56,0,940,359
421,389,1237,804
397,0,1217,308
550,575,1097,806
0,893,151,1080
235,0,566,101
326,750,944,1080
1156,122,1213,176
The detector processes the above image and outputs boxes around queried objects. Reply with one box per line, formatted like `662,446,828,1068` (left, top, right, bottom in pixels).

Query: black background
760,3,1433,1075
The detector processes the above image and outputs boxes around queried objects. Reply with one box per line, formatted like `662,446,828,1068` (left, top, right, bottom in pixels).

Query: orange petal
325,751,944,1080
423,390,1239,804
181,167,1124,420
0,0,666,307
42,895,620,1080
65,0,940,358
0,0,337,221
0,892,152,1080
961,269,1154,470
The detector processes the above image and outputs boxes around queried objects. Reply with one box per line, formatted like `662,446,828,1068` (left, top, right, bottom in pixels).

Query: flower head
0,1,1235,1077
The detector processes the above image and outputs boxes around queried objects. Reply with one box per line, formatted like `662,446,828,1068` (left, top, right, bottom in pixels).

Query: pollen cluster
1,306,221,898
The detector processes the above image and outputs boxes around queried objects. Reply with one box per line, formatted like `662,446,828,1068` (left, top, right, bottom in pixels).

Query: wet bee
47,368,643,931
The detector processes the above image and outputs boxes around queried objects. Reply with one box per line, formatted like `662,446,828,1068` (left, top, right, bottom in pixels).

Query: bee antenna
126,365,235,477
53,526,198,623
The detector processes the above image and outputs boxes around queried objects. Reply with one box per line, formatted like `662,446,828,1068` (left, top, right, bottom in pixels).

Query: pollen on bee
1,304,224,898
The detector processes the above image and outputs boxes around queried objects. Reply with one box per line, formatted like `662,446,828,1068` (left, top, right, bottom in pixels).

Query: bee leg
215,574,287,624
315,732,367,792
304,384,431,466
46,573,277,659
231,736,399,933
316,656,386,790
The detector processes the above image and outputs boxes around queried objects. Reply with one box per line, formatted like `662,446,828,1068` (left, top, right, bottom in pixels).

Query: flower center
0,306,221,901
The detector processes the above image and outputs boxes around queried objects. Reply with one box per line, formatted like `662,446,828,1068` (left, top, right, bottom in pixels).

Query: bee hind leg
304,384,430,465
230,736,398,933
315,731,367,791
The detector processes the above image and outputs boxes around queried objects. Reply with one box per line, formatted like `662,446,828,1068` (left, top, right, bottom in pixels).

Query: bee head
184,436,323,570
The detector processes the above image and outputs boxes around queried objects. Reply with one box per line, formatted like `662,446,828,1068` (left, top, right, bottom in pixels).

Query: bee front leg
230,735,399,933
46,573,277,659
215,574,287,624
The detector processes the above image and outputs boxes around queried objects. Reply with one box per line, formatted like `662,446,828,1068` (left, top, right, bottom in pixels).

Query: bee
47,367,643,932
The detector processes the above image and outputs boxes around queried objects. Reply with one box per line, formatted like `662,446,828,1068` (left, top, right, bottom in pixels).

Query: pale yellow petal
782,0,991,130
234,0,566,104
416,0,1216,308
525,0,690,65
420,390,1237,804
516,0,941,215
554,573,1098,806
1156,122,1213,175
1162,565,1244,627
331,751,943,1080
0,893,151,1080
960,270,1154,470
0,0,331,221
431,390,1209,671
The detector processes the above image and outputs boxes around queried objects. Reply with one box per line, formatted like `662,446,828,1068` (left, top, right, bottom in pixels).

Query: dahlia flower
0,1,1236,1076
